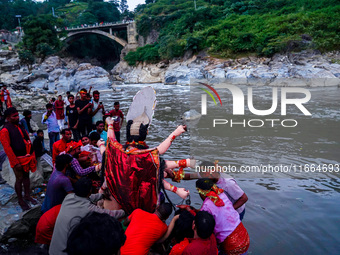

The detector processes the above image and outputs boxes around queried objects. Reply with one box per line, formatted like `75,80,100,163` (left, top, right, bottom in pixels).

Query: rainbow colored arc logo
197,82,222,106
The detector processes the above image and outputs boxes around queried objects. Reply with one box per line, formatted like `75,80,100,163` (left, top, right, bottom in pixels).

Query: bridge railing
56,20,134,32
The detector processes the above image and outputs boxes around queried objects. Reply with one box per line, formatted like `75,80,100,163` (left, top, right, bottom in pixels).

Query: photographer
42,103,60,153
90,90,105,130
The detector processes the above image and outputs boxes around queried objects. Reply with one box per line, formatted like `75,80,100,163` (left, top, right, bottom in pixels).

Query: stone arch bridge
59,21,138,53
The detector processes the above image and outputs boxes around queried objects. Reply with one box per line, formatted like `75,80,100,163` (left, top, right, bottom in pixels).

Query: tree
119,0,128,13
22,14,64,55
18,49,35,71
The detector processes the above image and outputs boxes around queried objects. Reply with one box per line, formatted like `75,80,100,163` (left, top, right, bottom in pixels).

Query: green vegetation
125,0,340,64
21,14,65,60
2,0,339,67
1,0,124,67
55,1,121,27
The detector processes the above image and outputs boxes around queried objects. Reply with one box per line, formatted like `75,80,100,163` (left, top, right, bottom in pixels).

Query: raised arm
157,125,187,155
105,117,116,141
163,180,189,199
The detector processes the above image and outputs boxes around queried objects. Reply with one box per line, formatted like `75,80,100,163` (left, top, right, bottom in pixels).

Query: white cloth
92,101,104,125
63,97,70,106
216,174,246,214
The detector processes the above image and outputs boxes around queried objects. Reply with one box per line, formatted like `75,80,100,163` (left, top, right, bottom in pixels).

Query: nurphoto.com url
196,164,340,174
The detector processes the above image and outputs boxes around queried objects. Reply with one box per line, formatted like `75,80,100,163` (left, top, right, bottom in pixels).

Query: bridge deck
57,21,134,32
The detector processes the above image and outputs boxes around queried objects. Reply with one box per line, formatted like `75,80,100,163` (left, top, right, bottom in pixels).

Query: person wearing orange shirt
0,107,37,211
52,128,72,165
120,203,173,255
0,84,12,109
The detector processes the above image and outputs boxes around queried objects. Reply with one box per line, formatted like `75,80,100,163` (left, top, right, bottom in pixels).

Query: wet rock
0,205,41,241
165,65,204,85
0,184,16,206
0,58,20,72
207,68,226,79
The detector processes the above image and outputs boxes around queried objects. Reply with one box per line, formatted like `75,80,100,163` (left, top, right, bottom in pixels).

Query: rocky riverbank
0,51,113,110
112,50,340,87
1,49,340,112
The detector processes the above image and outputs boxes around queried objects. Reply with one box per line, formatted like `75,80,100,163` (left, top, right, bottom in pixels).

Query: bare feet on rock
24,196,38,205
18,199,30,211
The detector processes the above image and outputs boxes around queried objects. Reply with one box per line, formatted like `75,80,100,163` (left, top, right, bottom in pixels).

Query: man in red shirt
55,95,65,131
120,203,173,255
109,101,124,143
35,204,62,245
52,128,72,165
0,107,37,210
183,211,218,255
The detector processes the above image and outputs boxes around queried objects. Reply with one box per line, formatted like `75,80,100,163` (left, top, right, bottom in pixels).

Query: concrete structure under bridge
59,21,138,58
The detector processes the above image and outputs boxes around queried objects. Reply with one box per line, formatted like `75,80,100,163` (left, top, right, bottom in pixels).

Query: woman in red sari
100,112,189,215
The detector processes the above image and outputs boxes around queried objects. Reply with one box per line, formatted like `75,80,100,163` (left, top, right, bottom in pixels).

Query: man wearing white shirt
63,91,71,125
90,90,104,129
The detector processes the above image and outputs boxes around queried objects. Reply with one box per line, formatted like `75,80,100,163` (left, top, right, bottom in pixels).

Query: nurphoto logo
198,83,312,128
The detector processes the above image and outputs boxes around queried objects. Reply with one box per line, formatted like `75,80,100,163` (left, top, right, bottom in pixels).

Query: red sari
105,138,160,215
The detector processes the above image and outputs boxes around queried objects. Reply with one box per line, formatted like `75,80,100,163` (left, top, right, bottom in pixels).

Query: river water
36,83,340,254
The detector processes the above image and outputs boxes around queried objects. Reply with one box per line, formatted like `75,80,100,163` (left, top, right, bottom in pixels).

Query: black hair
4,107,18,118
96,120,104,126
23,110,31,117
37,129,44,134
196,178,214,190
126,120,149,144
86,93,91,97
157,202,173,221
55,154,73,172
68,94,74,99
93,90,100,95
89,132,100,142
51,98,56,101
114,102,119,106
195,211,215,239
66,91,71,95
173,210,195,242
60,128,72,135
65,211,126,255
80,88,87,93
46,103,53,109
81,134,89,139
74,177,92,197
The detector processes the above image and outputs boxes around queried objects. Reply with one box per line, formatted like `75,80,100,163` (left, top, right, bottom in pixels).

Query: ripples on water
34,84,340,254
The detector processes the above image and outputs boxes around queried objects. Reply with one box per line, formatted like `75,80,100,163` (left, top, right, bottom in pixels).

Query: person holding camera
42,103,60,153
91,90,105,130
75,88,93,137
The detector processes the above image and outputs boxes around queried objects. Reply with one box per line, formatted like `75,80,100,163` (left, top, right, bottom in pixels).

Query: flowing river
35,83,340,254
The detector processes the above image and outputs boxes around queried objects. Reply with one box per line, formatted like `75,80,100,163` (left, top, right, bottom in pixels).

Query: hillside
125,0,340,65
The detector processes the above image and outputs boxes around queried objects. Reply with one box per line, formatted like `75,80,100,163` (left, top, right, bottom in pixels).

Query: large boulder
73,64,111,90
40,56,64,72
164,65,204,85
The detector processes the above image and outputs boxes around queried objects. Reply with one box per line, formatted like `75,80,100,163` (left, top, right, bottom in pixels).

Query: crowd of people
0,85,250,255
